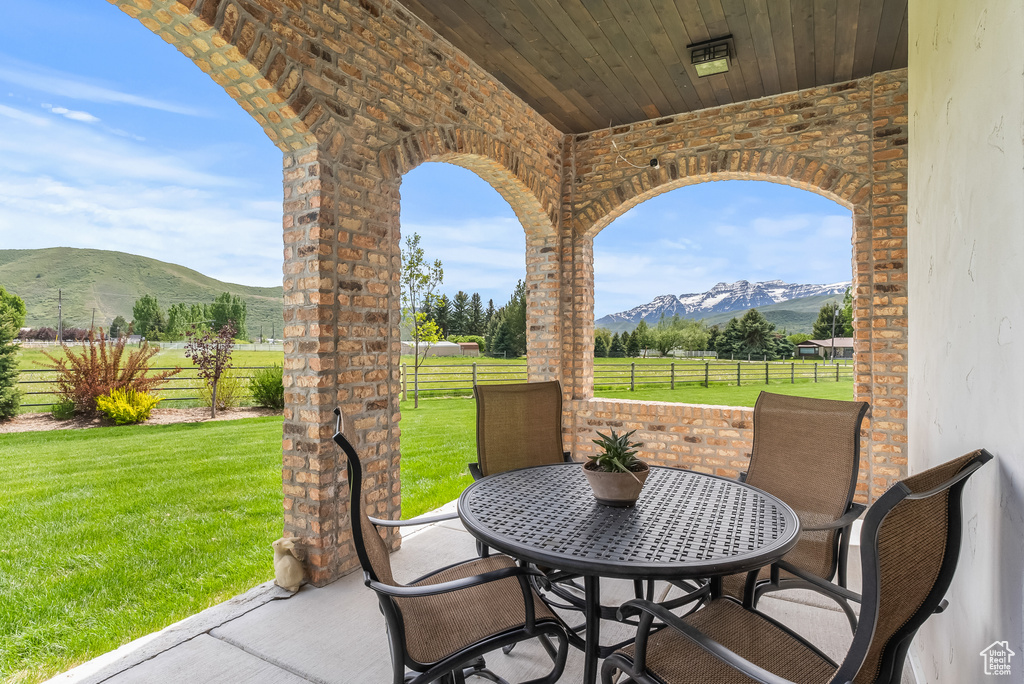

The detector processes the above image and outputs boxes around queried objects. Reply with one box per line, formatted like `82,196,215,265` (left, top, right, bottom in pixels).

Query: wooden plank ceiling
399,0,908,133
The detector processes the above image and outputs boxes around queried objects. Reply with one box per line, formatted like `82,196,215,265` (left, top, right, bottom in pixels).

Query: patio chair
471,380,572,480
723,391,869,631
333,408,570,684
471,380,572,560
601,448,992,684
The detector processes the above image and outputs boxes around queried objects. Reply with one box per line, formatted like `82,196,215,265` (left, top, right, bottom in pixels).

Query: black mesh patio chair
721,391,869,631
333,408,570,684
601,448,992,684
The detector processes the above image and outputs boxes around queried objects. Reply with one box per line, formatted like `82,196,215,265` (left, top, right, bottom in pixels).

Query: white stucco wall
909,1,1024,682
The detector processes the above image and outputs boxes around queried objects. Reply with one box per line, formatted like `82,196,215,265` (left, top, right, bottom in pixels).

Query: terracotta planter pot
582,461,650,507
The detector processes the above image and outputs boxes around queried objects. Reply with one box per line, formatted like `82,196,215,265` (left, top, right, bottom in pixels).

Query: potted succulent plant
582,429,650,507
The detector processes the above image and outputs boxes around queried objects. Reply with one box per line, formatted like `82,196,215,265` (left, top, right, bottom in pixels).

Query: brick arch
578,153,868,240
379,126,558,240
110,0,318,152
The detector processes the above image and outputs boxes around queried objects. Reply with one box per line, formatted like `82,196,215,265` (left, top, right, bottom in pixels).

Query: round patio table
458,463,800,684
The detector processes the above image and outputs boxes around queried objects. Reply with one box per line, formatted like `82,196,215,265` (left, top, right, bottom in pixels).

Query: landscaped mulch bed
0,407,281,434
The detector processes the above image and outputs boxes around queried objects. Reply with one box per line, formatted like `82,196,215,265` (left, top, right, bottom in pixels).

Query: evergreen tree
0,286,26,419
609,332,625,357
626,330,641,357
633,320,651,356
132,294,165,339
450,291,470,336
490,317,516,358
716,309,785,359
468,292,485,335
501,280,528,357
842,287,854,336
812,301,844,340
594,334,608,357
108,315,129,338
433,293,452,337
485,299,496,327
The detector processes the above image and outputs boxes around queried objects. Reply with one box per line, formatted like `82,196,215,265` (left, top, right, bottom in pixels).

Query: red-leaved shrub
42,329,180,415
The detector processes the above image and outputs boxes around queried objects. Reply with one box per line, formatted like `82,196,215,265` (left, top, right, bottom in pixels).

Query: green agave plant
588,429,645,478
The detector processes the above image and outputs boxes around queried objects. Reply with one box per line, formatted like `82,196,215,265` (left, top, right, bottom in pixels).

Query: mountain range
596,279,850,334
0,247,284,339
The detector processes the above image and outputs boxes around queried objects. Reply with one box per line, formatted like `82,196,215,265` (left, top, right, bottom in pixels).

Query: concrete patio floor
48,508,913,684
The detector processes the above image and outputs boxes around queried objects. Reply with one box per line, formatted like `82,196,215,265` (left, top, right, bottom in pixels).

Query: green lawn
0,417,285,684
0,376,855,681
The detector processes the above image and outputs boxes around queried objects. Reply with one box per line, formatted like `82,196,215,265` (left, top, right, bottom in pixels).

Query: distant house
796,337,854,359
400,340,462,357
458,342,480,357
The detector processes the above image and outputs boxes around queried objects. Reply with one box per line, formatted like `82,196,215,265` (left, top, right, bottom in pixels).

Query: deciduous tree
400,233,443,408
185,322,236,419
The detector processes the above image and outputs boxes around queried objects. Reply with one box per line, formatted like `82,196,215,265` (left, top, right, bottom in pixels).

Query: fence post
472,362,477,387
670,362,675,390
836,363,840,382
402,364,407,401
765,362,769,385
630,362,635,391
737,362,741,387
791,363,795,384
704,361,709,388
814,363,818,383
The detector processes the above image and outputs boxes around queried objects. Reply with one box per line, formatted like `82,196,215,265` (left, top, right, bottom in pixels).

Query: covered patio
83,0,1023,682
53,512,907,684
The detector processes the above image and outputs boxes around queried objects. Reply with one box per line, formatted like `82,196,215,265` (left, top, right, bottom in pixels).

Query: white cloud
44,104,101,123
0,103,280,287
401,218,526,302
0,57,204,116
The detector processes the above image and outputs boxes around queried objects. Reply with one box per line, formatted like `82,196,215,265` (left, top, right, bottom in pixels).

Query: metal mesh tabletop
459,464,799,579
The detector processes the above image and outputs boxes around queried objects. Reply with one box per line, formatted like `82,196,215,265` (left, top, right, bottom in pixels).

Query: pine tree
485,299,496,327
594,334,608,357
451,291,470,336
812,302,843,340
609,332,625,358
0,286,26,419
626,330,641,357
468,292,485,335
633,320,650,356
433,294,452,337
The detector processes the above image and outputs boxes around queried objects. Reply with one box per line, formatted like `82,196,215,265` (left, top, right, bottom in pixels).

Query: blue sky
0,1,852,318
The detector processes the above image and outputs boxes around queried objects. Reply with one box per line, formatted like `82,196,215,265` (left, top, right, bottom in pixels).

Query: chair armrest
615,599,797,684
563,451,573,463
369,565,546,634
773,560,862,604
367,565,543,598
469,462,483,480
801,504,865,532
368,511,459,527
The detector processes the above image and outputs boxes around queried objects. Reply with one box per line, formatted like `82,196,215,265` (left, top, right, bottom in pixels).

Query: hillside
598,292,844,335
0,248,283,339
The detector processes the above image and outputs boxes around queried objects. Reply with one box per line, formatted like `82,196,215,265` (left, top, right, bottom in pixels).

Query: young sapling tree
185,322,236,418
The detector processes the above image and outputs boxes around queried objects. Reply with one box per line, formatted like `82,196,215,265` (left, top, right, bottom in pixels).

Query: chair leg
461,657,509,684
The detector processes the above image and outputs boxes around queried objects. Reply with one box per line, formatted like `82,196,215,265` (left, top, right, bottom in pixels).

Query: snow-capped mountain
597,280,850,327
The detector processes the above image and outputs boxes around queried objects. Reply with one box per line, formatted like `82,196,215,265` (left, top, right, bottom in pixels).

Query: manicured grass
396,380,854,519
0,417,284,683
16,347,283,371
399,397,476,519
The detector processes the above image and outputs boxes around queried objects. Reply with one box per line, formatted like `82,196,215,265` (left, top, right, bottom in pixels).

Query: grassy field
0,417,285,684
397,377,854,517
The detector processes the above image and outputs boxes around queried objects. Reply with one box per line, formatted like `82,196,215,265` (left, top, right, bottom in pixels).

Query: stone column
525,234,562,383
281,145,402,586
